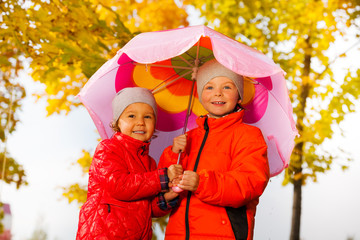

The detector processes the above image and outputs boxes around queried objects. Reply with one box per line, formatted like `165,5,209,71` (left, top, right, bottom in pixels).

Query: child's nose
214,89,222,96
137,118,145,125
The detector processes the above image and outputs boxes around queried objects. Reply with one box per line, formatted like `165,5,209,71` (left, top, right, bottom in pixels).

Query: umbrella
78,25,298,177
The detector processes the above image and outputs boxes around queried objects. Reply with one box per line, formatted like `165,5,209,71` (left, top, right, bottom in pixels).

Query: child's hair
110,119,121,132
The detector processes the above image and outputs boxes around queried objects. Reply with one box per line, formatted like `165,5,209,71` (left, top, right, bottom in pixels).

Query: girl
77,87,182,240
159,59,270,240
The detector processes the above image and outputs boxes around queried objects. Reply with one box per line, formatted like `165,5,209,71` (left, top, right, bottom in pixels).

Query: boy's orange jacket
159,111,270,240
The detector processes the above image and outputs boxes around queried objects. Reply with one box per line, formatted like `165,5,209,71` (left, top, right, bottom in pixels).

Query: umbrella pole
182,79,196,134
177,40,201,164
177,78,196,164
177,58,199,164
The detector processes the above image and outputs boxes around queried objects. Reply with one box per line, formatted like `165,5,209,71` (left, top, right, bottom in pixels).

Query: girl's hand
172,134,187,154
164,188,179,201
167,164,183,182
178,170,199,192
171,176,184,192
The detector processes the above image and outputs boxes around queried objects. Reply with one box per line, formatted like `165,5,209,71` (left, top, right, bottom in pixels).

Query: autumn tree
184,0,360,239
2,0,188,237
0,3,28,231
3,0,187,116
0,57,27,190
1,1,28,233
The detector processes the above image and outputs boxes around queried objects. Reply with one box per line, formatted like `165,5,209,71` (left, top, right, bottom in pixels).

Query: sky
1,10,360,240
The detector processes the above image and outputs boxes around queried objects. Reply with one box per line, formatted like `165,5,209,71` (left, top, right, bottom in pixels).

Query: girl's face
117,103,156,142
201,76,241,119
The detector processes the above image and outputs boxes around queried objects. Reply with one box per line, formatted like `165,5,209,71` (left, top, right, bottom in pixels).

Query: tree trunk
289,34,312,240
290,178,302,240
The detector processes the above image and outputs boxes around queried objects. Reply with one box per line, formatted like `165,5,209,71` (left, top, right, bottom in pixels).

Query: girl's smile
117,103,156,142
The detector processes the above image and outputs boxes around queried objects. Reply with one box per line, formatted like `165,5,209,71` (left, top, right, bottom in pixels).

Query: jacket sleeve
193,127,270,208
158,145,184,168
90,142,166,201
150,192,179,217
151,156,178,218
151,196,170,218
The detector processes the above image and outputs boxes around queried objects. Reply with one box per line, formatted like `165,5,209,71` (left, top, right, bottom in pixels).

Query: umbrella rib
199,53,214,65
258,81,291,120
178,55,194,67
152,70,193,94
150,70,187,91
183,51,196,61
133,62,192,70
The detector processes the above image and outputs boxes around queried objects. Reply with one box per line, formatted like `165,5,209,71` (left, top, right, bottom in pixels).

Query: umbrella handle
174,151,184,193
177,151,181,164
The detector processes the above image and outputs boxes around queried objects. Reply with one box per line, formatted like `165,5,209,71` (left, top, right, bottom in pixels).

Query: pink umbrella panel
78,25,298,177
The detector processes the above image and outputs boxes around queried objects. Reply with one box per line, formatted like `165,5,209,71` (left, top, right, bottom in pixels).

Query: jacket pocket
104,203,143,239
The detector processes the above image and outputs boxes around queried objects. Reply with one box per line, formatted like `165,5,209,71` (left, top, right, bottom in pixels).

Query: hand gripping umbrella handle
173,55,200,193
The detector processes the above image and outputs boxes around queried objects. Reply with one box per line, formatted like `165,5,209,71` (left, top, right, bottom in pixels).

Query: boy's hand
164,188,179,202
172,134,187,153
178,170,199,192
167,164,183,181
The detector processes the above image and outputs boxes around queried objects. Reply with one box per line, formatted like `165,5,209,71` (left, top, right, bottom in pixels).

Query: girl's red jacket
76,133,168,240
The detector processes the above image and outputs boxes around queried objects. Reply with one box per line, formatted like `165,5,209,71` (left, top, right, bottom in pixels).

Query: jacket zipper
185,118,209,240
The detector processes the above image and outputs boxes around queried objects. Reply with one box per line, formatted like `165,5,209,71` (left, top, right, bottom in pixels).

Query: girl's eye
223,85,232,89
144,115,152,119
128,114,135,118
204,86,213,90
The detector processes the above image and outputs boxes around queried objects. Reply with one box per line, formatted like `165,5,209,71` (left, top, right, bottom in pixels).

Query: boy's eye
204,86,213,90
144,115,152,119
128,114,135,118
223,85,232,89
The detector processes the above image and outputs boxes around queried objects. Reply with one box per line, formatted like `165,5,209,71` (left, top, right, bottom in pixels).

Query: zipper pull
141,145,146,155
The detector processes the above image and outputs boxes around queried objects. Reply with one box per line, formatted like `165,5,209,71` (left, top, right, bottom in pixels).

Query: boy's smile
201,76,241,118
117,103,156,142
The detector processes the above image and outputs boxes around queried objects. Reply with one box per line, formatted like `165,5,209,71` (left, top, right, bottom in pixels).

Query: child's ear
237,97,242,104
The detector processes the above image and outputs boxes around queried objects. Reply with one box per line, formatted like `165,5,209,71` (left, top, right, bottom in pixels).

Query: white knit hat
112,87,157,123
196,59,243,102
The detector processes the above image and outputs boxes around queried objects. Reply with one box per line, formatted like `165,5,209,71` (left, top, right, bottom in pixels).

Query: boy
159,59,270,240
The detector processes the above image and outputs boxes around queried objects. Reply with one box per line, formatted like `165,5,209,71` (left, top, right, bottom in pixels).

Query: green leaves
0,153,28,189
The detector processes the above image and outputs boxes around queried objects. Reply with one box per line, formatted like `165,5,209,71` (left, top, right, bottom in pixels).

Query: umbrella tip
191,66,199,80
191,59,200,80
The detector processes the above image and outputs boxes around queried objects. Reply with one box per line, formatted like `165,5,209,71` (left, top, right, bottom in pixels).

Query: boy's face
201,76,241,119
117,103,156,142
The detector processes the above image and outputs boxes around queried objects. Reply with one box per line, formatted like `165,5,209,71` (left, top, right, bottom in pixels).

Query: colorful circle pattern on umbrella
79,25,297,177
242,77,268,124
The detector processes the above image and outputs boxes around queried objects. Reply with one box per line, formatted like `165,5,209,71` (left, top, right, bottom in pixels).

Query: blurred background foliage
1,0,359,239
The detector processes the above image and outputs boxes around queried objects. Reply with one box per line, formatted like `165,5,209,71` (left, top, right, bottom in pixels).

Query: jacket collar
112,132,150,155
196,110,244,132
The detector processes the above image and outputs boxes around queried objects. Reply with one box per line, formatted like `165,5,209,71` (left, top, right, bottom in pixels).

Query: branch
316,39,360,80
